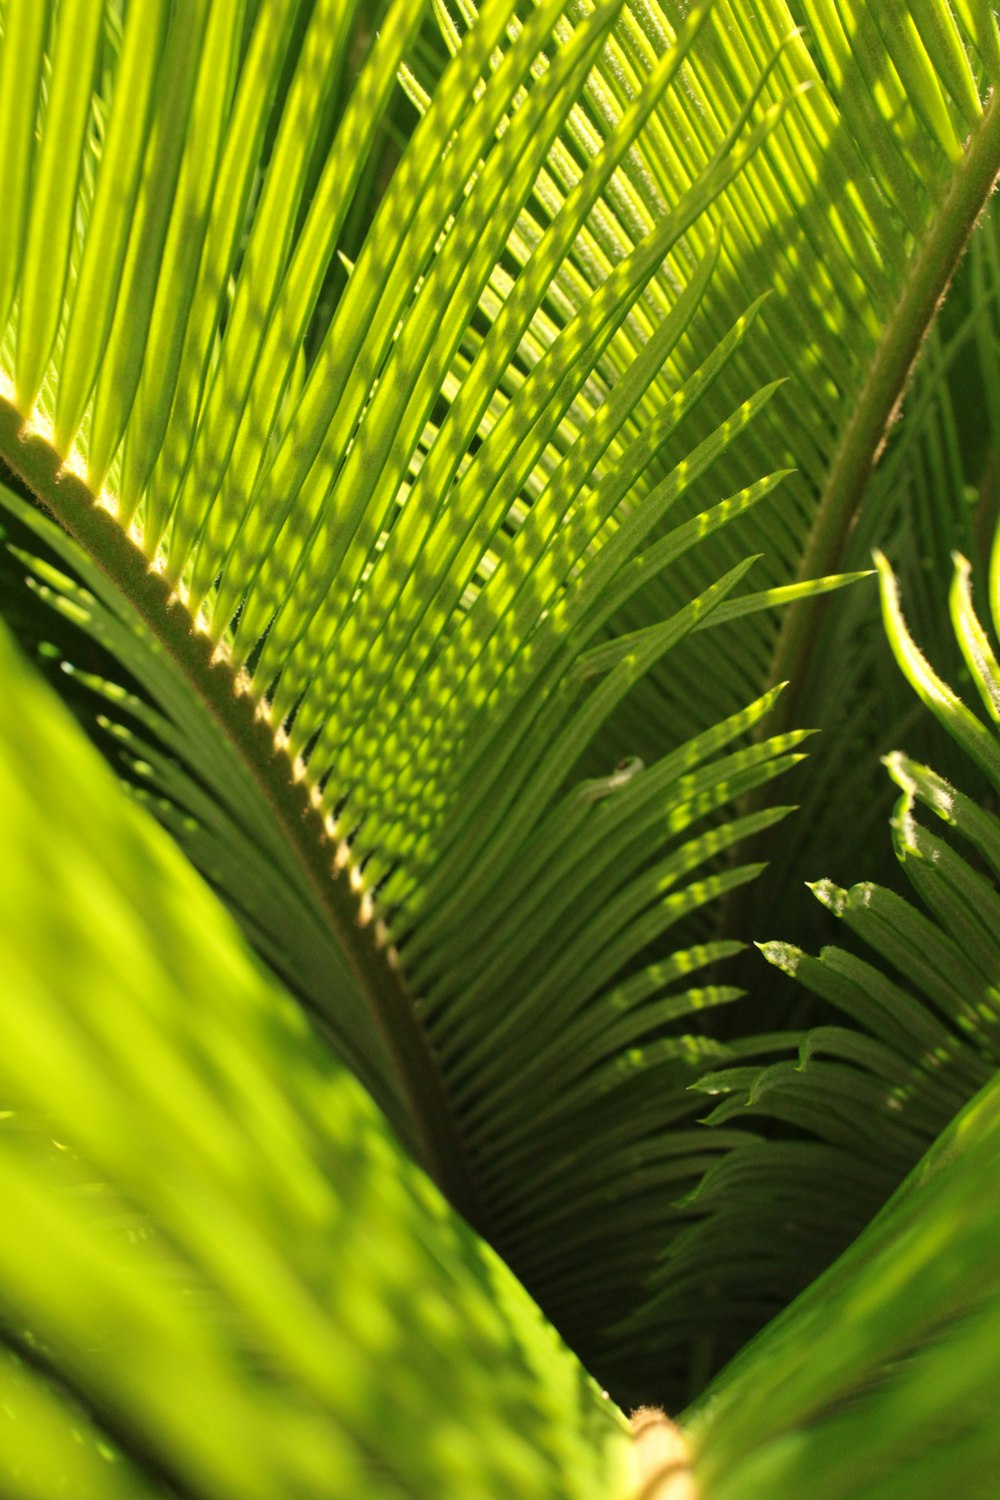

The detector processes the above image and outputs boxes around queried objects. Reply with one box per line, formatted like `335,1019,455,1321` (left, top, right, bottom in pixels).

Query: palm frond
0,0,832,1400
685,1066,1000,1499
722,197,1000,1047
3,0,1000,1414
0,612,630,1500
420,0,1000,750
669,532,1000,1401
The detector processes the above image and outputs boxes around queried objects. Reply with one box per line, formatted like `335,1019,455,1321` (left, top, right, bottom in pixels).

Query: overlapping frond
0,614,631,1500
761,474,1000,1145
0,0,840,1398
773,535,1000,1097
420,0,1000,851
3,0,1000,1420
658,529,1000,1399
684,1067,1000,1499
759,201,1000,945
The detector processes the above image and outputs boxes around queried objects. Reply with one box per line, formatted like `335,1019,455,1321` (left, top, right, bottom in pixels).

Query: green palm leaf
0,0,830,1396
416,0,1000,742
684,1066,1000,1499
3,0,1000,1456
0,612,630,1500
685,533,1000,1409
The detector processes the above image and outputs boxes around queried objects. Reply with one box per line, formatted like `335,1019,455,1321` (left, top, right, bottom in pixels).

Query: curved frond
685,1068,1000,1499
744,197,1000,976
4,0,1000,1415
0,0,823,1399
0,613,631,1500
418,0,1000,750
677,534,1000,1399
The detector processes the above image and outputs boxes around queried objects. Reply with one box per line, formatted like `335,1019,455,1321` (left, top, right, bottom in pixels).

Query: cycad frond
0,0,828,1398
679,535,1000,1398
684,1064,1000,1499
763,538,1000,1102
767,203,1000,924
3,0,1000,1422
0,613,630,1500
422,0,1000,755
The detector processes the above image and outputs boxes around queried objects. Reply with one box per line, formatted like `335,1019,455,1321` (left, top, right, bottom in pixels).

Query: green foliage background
2,0,1000,1494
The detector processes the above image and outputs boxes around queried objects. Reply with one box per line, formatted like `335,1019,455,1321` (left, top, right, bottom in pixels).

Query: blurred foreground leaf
0,616,628,1500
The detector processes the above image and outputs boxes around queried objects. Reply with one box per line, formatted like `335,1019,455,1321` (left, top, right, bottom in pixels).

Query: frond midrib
0,394,479,1222
767,86,1000,729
